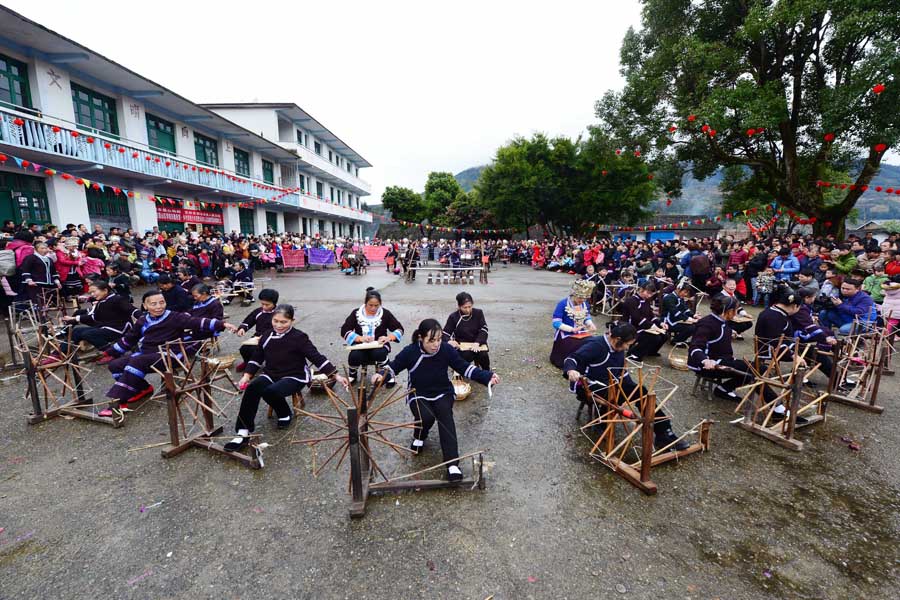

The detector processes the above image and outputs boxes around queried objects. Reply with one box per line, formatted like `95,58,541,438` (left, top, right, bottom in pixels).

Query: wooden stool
691,375,716,401
267,392,305,418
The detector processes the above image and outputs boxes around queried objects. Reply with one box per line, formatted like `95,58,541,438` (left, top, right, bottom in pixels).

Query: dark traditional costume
442,307,490,370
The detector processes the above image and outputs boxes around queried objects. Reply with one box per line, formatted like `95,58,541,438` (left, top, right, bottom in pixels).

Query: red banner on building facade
156,206,224,226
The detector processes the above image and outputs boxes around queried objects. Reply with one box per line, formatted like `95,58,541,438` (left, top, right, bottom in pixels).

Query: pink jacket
81,256,105,277
881,286,900,321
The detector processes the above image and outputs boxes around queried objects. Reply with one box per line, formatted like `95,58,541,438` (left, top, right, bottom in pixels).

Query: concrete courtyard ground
0,265,898,599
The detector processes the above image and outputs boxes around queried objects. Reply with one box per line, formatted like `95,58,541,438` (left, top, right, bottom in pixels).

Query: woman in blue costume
549,279,597,368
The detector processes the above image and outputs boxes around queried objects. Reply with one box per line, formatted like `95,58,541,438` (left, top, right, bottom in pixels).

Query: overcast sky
4,0,643,203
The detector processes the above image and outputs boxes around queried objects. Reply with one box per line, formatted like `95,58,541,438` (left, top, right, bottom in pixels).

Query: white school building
0,6,372,238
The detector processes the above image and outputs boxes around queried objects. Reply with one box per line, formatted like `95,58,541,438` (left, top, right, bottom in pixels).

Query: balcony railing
280,140,372,195
0,105,371,222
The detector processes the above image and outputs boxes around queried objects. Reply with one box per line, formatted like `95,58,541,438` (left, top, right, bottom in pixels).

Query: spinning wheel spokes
292,377,419,482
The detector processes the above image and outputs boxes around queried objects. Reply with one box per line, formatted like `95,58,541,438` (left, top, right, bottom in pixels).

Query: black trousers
235,375,305,432
348,347,389,367
60,325,119,354
458,349,490,370
239,344,254,363
630,331,667,359
410,393,459,466
697,357,777,403
669,322,696,345
730,320,753,335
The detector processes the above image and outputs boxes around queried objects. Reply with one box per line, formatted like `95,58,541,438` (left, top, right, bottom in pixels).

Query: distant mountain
454,166,487,192
660,163,900,222
452,162,900,222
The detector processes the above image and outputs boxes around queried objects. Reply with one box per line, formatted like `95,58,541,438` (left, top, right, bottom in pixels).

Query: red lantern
824,133,835,142
756,127,765,133
601,170,608,176
876,186,883,192
647,174,653,180
634,150,641,157
615,149,622,155
51,126,61,133
132,152,139,158
746,128,755,136
668,125,677,133
708,129,717,137
0,153,6,163
165,161,171,167
145,156,151,161
21,160,29,168
104,142,111,149
873,83,886,95
875,143,887,153
71,131,79,138
91,183,99,190
701,124,709,133
861,185,869,191
12,118,24,126
183,165,189,170
86,137,95,144
687,114,696,122
127,192,134,197
61,173,71,180
666,198,672,206
75,179,83,185
840,184,847,189
888,188,895,194
44,169,53,176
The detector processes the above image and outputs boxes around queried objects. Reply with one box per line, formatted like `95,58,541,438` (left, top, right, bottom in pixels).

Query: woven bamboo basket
667,344,690,371
453,375,473,401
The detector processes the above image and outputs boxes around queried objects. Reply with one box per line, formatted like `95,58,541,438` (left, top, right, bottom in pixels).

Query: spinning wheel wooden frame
732,337,827,451
10,303,117,427
292,369,485,518
825,323,893,414
578,365,711,495
152,340,261,469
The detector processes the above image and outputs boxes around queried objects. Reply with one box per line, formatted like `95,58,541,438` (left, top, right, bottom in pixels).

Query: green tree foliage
594,0,900,237
380,185,425,222
434,189,499,230
423,172,464,221
476,132,656,236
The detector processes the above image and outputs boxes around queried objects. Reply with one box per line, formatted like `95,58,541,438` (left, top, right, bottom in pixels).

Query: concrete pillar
222,204,241,235
30,59,76,123
45,177,90,230
126,185,159,234
254,206,267,235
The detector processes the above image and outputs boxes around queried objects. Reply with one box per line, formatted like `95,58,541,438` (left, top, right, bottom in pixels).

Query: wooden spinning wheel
732,337,828,451
152,340,261,468
826,323,893,414
10,303,111,427
292,371,486,518
579,365,711,495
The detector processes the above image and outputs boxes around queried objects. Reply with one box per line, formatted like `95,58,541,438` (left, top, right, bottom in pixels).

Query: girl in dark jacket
373,319,500,481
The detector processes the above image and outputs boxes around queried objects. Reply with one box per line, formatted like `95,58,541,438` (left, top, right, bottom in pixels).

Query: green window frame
71,83,119,136
316,181,324,198
234,148,250,177
262,159,274,184
239,207,255,234
86,186,130,218
0,53,31,110
194,132,219,167
265,211,278,232
146,114,176,154
314,141,321,155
